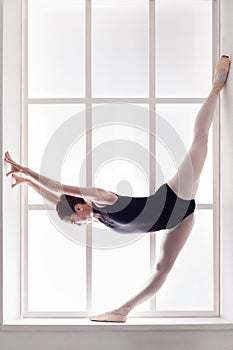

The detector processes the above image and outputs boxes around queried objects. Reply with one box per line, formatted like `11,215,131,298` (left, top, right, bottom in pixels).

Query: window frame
1,0,222,323
0,0,3,327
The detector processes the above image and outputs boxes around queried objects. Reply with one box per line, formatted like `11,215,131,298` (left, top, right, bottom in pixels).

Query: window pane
92,104,150,197
28,104,86,204
28,210,86,312
92,234,150,313
92,0,149,97
155,104,213,203
28,0,85,97
156,210,214,311
156,0,212,98
91,104,150,249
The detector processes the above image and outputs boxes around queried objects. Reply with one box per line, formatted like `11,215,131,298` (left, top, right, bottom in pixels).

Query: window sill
1,317,233,332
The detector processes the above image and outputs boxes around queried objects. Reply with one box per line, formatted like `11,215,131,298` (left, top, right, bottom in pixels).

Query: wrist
23,166,29,174
54,181,62,192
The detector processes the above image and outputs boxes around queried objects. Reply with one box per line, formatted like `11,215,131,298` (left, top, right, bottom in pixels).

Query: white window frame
3,1,233,328
0,0,3,327
21,0,219,318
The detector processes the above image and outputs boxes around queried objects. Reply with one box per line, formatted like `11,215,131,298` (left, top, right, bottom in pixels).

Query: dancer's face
63,203,93,226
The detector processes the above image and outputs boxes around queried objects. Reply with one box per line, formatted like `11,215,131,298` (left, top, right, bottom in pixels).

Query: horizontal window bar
28,98,206,105
28,204,213,210
24,310,217,318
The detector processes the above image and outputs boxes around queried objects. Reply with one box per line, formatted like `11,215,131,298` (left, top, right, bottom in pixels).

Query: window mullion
22,0,29,318
212,0,220,317
85,0,92,315
149,0,156,313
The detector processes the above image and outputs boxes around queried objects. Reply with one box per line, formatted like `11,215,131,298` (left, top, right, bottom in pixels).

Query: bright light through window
24,0,216,318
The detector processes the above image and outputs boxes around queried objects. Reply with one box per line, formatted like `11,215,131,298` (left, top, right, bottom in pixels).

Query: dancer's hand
4,151,26,176
11,173,29,188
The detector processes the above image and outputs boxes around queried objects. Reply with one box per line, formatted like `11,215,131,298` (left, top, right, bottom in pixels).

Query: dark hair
56,194,86,220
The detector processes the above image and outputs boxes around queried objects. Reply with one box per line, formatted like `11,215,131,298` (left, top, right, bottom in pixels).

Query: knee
156,259,173,276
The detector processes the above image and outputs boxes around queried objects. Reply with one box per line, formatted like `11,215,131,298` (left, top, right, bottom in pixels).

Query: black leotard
92,183,196,234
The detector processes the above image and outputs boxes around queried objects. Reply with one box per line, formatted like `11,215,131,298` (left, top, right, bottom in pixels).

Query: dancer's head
56,194,93,226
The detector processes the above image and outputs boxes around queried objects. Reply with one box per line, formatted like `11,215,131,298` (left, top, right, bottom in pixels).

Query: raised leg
89,213,195,322
168,56,230,199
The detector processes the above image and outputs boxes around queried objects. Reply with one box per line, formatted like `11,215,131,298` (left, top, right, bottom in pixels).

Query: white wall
1,0,233,349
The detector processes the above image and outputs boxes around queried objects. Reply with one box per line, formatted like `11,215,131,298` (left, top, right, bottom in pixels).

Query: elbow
96,188,117,204
52,181,63,192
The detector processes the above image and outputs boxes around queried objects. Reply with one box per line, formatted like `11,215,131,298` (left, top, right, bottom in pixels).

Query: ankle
121,303,132,314
211,87,220,95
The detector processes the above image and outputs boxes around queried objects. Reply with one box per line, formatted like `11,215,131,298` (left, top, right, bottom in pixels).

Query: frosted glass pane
92,104,150,197
156,104,213,203
92,0,149,97
28,0,85,97
91,104,150,249
92,234,150,313
28,210,86,312
156,210,214,311
28,104,86,204
156,0,212,97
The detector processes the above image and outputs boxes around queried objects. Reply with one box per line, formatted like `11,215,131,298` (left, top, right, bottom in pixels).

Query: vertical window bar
149,0,156,312
212,0,220,316
0,0,3,326
21,0,29,317
85,0,92,315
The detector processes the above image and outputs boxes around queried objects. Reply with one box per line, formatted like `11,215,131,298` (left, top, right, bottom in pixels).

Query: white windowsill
1,317,233,332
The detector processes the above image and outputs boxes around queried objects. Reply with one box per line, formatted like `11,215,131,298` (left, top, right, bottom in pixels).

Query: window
19,0,217,318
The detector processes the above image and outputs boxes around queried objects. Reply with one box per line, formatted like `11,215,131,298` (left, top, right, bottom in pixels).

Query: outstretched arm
11,173,60,205
4,151,117,205
24,168,117,205
4,151,62,192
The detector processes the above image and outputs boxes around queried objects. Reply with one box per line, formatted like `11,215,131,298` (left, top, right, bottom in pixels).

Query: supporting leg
89,213,195,322
117,213,195,313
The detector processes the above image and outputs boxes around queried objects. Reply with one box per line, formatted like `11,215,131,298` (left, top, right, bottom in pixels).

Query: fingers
5,151,12,158
11,174,20,188
6,169,19,177
12,173,22,181
4,153,22,171
4,151,9,159
6,170,14,177
4,156,14,165
11,175,18,188
4,151,15,164
4,151,10,159
11,181,20,189
6,168,19,176
4,157,14,164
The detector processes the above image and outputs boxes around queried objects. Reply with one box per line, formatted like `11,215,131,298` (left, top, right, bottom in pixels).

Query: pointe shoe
89,304,131,323
213,55,230,93
89,313,127,323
